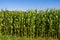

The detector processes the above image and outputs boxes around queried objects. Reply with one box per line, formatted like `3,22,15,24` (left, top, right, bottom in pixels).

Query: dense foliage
0,9,60,38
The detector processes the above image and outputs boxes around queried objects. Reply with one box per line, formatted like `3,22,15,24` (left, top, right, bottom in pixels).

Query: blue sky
0,0,60,10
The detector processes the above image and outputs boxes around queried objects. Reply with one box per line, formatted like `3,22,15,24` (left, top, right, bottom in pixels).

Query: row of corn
0,9,60,38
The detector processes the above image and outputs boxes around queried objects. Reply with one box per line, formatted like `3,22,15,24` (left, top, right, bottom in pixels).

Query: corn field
0,9,60,40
